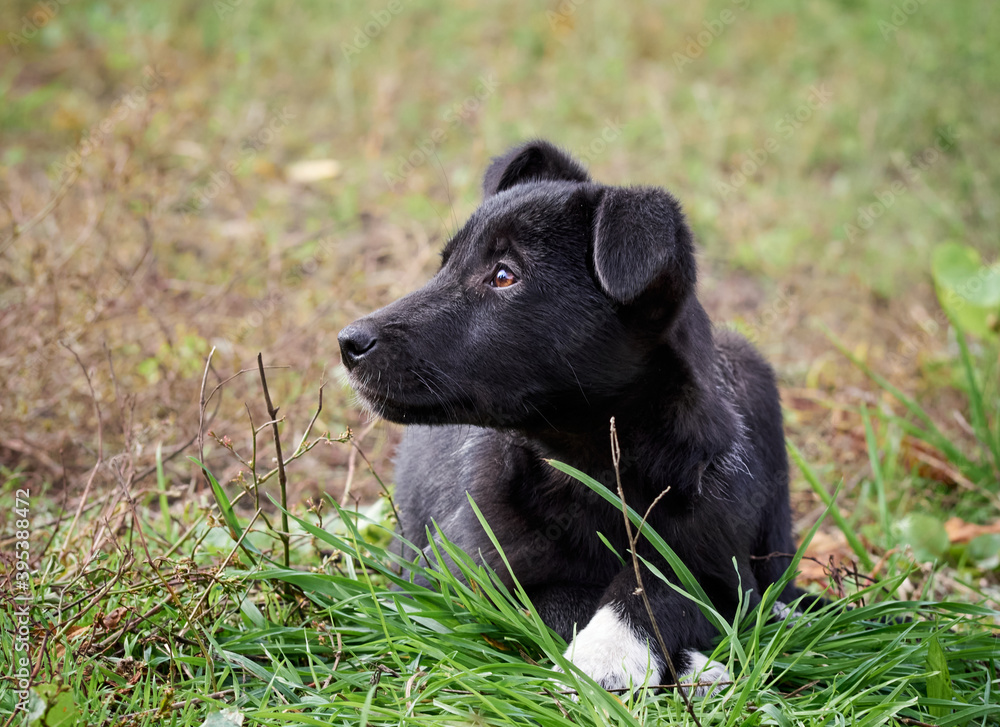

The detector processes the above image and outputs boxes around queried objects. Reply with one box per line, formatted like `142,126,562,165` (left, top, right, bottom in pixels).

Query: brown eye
491,266,518,288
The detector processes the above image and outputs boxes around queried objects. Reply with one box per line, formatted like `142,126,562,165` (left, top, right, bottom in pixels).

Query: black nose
338,322,378,371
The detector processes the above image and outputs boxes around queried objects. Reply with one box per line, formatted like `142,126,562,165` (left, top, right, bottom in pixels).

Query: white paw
771,600,804,621
561,605,662,691
677,650,730,697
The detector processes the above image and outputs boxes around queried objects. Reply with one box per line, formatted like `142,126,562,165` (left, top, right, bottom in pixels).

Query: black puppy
339,140,806,693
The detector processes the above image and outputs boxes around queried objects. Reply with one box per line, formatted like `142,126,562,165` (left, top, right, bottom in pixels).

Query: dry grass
0,1,996,585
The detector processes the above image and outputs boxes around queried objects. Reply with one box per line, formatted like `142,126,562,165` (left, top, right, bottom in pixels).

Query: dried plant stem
257,353,290,568
610,417,702,726
59,344,104,559
341,419,377,507
197,346,217,485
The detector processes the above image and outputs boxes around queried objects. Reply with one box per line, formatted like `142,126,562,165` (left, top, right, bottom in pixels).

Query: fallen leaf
102,606,128,630
286,159,341,183
944,517,1000,544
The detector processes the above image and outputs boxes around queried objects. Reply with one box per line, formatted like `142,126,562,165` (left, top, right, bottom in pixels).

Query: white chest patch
561,605,663,691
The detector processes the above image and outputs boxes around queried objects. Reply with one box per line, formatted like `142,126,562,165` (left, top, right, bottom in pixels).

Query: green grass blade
155,442,173,541
926,635,956,718
788,441,874,570
822,324,972,469
860,402,891,545
954,323,1000,477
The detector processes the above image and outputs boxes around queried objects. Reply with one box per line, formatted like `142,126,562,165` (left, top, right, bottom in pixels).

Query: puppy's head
339,140,698,429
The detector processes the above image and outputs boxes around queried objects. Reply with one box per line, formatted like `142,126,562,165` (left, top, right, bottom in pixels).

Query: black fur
339,140,807,684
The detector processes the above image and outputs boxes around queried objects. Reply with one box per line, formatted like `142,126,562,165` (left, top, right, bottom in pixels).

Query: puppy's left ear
592,186,697,305
482,140,590,198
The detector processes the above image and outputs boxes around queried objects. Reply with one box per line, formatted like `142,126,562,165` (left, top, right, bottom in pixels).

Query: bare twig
53,551,135,642
610,417,701,725
203,364,290,418
295,384,325,455
245,402,259,510
0,167,80,256
182,508,263,636
341,419,376,507
113,689,237,721
59,344,104,558
106,348,215,683
197,346,217,482
257,353,290,568
346,438,402,530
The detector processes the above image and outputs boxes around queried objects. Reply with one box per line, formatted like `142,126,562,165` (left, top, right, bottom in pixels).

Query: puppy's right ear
592,186,697,306
482,140,590,197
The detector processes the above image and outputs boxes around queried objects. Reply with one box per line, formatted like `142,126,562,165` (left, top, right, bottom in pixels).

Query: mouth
346,370,467,425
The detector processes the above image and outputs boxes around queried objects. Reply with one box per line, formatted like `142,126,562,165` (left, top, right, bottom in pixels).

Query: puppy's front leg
562,569,729,695
561,601,663,691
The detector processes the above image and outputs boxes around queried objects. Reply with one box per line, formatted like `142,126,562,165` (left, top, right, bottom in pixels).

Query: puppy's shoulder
713,328,778,388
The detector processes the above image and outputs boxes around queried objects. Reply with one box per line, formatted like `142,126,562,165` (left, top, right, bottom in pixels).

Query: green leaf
926,636,955,718
190,456,242,539
932,243,1000,307
595,530,626,565
27,684,79,727
932,242,1000,339
967,533,1000,570
894,513,949,563
189,456,264,564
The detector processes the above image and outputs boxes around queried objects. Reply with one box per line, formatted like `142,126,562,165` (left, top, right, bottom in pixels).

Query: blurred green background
0,0,997,547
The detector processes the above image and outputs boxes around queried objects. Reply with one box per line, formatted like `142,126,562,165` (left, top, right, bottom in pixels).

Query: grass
2,442,997,725
1,0,999,724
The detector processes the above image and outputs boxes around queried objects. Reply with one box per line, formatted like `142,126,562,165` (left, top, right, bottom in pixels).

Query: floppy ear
592,186,697,305
482,140,590,197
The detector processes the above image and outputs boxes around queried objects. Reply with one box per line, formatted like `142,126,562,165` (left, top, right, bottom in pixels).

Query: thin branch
257,353,290,569
0,166,80,256
341,420,376,508
295,384,325,455
183,508,263,633
59,344,104,558
197,346,217,482
346,436,401,530
610,417,701,725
